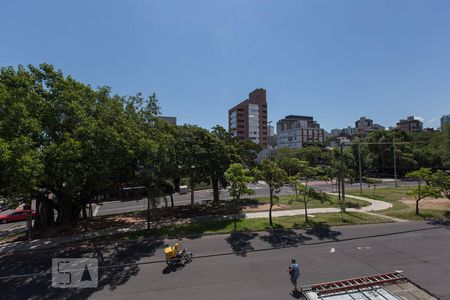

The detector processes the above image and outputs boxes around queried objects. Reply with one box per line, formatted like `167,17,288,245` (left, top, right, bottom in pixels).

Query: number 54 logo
52,258,98,288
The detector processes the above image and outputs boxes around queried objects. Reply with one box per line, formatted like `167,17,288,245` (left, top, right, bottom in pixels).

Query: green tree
366,178,382,196
430,170,450,200
255,160,287,227
224,163,255,229
406,168,441,215
175,125,209,206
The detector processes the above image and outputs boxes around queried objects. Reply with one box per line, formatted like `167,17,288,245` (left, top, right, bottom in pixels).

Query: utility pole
393,137,398,188
340,143,346,213
358,143,363,196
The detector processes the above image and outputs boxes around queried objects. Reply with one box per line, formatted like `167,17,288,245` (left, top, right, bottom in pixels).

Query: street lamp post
190,165,196,206
268,120,272,160
393,137,398,188
358,143,363,196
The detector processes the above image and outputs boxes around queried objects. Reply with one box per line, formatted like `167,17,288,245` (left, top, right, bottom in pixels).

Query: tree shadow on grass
304,221,342,241
0,238,164,299
225,231,259,256
260,225,312,248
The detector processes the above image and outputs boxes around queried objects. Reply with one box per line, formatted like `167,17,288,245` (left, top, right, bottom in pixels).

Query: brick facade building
228,88,268,147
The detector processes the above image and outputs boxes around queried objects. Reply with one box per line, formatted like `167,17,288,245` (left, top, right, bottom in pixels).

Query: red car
0,210,36,224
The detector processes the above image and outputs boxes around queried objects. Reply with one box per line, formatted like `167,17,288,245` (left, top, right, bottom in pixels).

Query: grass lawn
244,193,369,210
115,211,389,241
347,186,450,221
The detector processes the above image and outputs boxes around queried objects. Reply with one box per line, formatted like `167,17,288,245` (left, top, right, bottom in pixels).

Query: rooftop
302,272,438,300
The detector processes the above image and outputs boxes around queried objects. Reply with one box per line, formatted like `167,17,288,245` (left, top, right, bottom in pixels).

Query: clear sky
1,0,450,131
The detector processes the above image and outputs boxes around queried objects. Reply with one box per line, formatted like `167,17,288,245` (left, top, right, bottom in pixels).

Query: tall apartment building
397,116,423,132
355,117,384,136
228,88,268,147
277,115,325,148
441,114,450,130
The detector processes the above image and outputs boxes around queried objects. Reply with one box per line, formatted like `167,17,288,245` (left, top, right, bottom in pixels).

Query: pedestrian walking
288,259,300,292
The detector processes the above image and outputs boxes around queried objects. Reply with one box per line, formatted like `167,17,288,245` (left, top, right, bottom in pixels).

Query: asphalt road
0,221,448,299
95,180,418,217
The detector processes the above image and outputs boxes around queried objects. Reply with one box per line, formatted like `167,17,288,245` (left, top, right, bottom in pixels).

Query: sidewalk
0,193,397,254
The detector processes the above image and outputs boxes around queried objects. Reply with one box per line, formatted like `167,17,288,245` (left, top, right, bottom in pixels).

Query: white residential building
277,115,325,148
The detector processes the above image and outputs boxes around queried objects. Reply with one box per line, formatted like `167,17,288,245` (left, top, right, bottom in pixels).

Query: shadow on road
0,238,164,299
225,231,259,256
260,227,312,248
427,216,450,229
162,264,186,274
304,222,342,241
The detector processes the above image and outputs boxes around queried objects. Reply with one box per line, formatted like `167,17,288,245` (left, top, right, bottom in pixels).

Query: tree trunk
190,176,195,207
269,188,274,227
190,185,195,206
34,196,42,231
170,194,174,207
233,197,237,231
416,181,422,215
211,175,220,205
147,189,151,230
337,177,341,200
82,206,87,219
89,201,93,218
304,200,308,224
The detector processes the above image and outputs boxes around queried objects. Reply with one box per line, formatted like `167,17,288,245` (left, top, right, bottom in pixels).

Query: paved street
0,221,448,299
94,180,418,217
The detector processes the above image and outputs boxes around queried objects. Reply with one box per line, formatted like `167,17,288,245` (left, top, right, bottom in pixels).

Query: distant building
441,114,450,130
268,125,277,149
355,117,384,136
342,126,356,136
228,88,268,147
423,127,435,132
330,126,356,137
159,116,177,125
397,116,423,133
277,115,325,148
330,129,342,136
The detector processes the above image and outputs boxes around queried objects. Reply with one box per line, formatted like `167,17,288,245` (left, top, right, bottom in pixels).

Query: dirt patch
242,203,289,212
400,196,450,210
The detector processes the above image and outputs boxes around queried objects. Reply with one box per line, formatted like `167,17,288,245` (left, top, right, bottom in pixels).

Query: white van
179,185,188,194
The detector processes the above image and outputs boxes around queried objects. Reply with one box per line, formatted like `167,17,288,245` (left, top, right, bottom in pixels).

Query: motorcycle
164,243,193,266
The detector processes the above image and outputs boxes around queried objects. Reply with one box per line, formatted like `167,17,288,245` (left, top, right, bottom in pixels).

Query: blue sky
1,0,450,131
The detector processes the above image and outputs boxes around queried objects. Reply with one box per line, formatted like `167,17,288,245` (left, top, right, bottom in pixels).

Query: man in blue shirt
288,259,300,292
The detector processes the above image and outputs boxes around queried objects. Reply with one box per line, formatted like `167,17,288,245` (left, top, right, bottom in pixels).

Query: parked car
0,210,36,224
179,185,188,194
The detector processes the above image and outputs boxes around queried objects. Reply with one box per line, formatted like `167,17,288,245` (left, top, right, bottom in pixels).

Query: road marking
395,270,404,273
357,247,371,250
330,248,335,253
